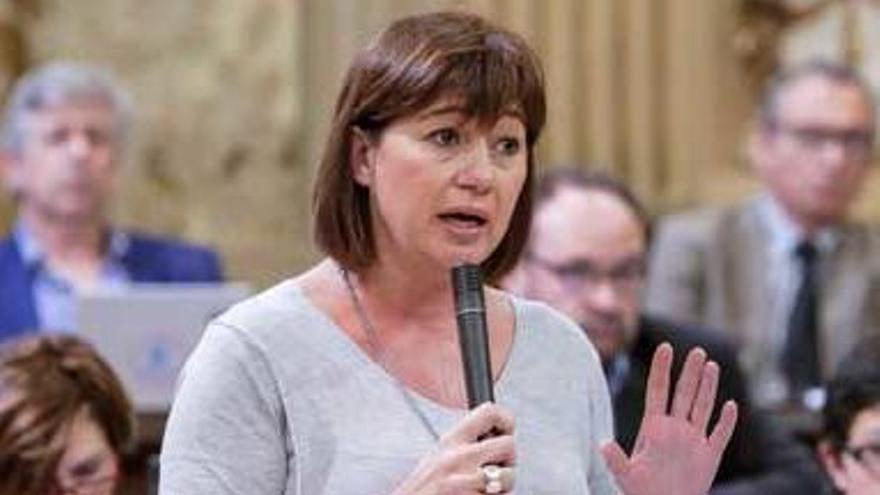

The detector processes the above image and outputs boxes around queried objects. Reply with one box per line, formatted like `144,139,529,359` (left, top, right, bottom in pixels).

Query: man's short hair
757,59,876,131
1,61,134,155
533,165,652,244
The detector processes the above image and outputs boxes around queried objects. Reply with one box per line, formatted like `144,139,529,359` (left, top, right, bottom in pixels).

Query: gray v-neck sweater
160,279,617,494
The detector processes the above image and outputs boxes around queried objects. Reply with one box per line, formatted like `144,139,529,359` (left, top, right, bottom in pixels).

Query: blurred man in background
646,60,880,409
504,166,824,494
0,61,222,340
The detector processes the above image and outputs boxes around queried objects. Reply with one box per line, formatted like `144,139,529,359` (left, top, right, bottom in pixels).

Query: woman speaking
159,11,737,495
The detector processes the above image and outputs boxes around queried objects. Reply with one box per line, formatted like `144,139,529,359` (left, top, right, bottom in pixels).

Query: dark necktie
781,240,821,397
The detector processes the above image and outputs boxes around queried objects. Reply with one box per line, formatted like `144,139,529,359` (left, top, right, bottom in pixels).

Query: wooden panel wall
299,0,756,215
3,1,876,286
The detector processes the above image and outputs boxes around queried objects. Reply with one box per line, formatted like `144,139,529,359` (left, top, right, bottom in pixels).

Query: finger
444,471,485,494
459,434,516,467
600,441,630,480
690,360,720,432
643,342,674,417
708,400,738,453
671,347,707,419
442,403,515,446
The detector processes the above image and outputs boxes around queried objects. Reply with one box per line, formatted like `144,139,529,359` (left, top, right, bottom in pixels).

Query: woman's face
52,408,118,495
821,405,880,495
353,96,528,274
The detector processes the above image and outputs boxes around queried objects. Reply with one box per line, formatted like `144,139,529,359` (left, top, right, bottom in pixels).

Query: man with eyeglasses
818,334,880,494
502,166,825,494
645,60,880,410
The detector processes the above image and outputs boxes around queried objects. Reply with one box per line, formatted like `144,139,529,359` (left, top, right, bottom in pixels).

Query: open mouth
438,211,488,229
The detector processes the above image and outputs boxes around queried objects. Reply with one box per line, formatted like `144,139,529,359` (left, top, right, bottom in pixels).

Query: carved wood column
0,1,32,229
622,0,659,207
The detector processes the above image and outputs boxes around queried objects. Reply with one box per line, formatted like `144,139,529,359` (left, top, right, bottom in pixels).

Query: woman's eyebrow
415,104,467,121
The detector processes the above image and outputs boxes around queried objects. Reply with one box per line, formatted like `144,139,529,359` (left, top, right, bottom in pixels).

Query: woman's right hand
393,402,516,495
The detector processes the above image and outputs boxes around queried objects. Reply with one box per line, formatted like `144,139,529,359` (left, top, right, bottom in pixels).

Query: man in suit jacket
0,62,222,340
504,166,825,494
645,61,880,408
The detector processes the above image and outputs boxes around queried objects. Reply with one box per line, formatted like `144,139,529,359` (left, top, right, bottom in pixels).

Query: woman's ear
350,127,376,187
817,440,849,491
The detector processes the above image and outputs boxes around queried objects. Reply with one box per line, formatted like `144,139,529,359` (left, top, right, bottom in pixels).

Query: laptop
76,283,250,412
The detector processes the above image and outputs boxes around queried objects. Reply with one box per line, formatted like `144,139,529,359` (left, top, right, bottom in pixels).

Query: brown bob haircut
0,335,134,495
312,11,546,282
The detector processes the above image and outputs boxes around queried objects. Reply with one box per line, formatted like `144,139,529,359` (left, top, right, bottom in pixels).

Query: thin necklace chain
340,267,442,441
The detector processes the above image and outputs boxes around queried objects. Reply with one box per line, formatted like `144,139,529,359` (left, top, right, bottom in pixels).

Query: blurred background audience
2,2,880,494
0,334,134,495
503,166,825,494
0,61,223,340
647,61,880,410
818,334,880,494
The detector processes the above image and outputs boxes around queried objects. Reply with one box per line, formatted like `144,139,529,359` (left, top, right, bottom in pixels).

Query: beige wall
299,0,759,212
0,1,875,287
1,1,309,287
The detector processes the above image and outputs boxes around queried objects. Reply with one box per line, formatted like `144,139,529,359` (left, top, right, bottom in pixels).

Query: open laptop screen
76,283,250,412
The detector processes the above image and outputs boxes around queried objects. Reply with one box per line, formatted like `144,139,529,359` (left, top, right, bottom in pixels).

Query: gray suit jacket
645,195,880,399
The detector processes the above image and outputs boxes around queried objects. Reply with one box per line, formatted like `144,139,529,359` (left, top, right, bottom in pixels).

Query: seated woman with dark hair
818,334,880,494
0,335,135,495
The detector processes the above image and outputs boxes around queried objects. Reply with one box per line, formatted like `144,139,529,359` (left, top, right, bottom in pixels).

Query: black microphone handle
451,263,494,409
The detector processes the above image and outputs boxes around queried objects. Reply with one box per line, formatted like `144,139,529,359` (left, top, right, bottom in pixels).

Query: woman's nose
454,139,494,192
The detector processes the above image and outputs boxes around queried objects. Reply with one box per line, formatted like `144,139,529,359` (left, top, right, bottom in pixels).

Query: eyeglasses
771,122,874,160
844,442,880,473
526,252,645,295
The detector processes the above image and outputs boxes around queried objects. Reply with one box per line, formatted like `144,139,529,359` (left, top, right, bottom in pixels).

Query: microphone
451,263,494,409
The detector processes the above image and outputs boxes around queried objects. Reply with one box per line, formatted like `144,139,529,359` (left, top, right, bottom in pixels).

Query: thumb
600,441,629,480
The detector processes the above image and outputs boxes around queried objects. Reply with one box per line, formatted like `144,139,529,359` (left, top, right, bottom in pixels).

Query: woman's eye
496,137,522,156
70,458,102,478
427,128,460,147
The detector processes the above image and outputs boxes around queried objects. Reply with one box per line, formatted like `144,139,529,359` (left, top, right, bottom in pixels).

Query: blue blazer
0,232,223,341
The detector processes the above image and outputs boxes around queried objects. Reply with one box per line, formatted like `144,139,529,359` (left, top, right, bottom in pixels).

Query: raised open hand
601,343,738,495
